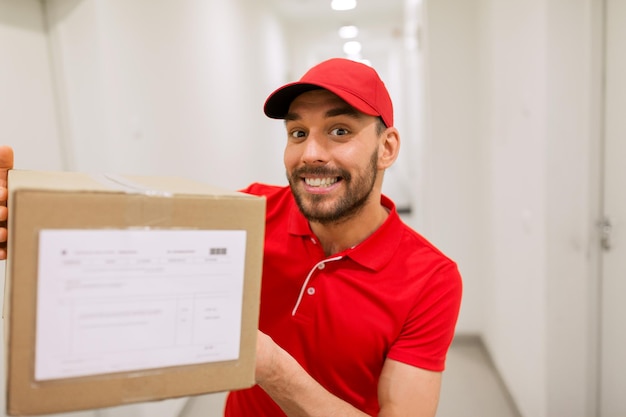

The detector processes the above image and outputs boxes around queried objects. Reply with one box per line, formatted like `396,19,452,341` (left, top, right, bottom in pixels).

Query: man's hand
0,146,14,260
253,330,372,416
255,330,278,385
254,329,441,417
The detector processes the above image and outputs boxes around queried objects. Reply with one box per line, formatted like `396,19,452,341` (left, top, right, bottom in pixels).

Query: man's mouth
304,177,339,188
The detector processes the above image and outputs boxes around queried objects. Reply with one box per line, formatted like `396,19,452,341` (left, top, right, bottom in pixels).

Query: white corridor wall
424,1,601,417
43,0,287,190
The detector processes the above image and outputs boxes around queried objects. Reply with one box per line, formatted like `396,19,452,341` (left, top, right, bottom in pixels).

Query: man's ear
378,127,400,170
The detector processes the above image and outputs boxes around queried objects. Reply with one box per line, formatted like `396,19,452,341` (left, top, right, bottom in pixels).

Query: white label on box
35,229,247,381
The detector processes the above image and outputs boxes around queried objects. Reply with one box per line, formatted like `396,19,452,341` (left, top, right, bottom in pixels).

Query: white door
600,0,626,415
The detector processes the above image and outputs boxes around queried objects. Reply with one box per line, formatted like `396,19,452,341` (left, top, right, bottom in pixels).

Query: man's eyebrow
284,112,301,122
325,106,362,119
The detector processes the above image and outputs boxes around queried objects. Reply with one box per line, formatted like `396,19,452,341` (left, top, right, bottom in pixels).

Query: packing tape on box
96,173,174,197
93,173,176,226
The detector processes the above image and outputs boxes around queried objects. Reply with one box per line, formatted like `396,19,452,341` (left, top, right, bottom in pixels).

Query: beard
287,149,379,225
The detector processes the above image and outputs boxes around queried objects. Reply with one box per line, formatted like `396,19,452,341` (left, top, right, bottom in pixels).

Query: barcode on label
210,247,227,255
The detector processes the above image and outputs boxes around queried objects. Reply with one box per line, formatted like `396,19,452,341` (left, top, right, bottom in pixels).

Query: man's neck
310,202,390,257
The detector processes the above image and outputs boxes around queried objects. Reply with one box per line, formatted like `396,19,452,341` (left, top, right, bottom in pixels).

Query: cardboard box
3,170,265,415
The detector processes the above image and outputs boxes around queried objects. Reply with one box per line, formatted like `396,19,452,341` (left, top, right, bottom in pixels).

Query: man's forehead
285,90,376,124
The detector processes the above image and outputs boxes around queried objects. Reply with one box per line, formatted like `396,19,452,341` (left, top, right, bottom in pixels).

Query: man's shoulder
240,183,295,215
390,220,460,278
240,182,290,197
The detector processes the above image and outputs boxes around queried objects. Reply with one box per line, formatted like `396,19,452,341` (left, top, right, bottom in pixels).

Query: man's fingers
0,145,14,200
0,226,7,260
0,145,14,260
0,145,14,181
0,145,15,169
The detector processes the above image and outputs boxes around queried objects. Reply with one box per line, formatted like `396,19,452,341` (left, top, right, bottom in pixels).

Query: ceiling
266,0,405,23
264,0,407,63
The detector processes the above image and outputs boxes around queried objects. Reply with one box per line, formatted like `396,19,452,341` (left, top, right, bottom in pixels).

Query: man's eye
290,130,306,139
330,128,349,136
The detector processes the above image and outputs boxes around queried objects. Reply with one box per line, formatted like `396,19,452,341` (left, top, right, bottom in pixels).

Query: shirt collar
287,195,403,271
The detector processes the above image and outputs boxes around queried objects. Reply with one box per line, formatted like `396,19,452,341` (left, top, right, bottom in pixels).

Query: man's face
283,89,383,225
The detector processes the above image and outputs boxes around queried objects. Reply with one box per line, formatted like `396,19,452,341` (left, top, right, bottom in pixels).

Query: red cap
264,58,394,127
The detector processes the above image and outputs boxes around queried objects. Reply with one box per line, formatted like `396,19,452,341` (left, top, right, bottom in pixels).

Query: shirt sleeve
386,261,463,372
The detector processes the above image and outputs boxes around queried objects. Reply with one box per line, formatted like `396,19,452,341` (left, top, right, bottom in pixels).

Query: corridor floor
437,336,522,417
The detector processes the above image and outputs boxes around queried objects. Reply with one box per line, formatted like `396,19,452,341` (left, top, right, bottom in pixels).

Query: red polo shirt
225,183,462,416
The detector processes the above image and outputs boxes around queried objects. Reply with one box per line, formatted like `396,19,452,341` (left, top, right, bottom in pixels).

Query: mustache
290,166,351,180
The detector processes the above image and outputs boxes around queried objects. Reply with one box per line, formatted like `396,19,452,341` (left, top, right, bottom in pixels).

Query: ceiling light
343,40,362,55
338,25,359,39
331,0,357,11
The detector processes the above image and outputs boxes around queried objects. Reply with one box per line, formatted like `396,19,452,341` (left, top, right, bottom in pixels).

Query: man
0,58,462,417
228,58,462,416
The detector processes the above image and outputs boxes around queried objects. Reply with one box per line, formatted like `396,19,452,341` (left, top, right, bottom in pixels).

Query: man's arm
255,331,441,417
378,358,441,417
0,145,14,260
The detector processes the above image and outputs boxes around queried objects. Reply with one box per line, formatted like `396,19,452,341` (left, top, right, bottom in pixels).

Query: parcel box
3,170,265,415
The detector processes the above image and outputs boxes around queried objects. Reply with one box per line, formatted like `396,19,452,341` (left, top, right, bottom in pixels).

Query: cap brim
263,83,323,119
264,82,381,121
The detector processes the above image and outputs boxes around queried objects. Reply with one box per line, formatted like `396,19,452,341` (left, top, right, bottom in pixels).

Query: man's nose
301,133,329,165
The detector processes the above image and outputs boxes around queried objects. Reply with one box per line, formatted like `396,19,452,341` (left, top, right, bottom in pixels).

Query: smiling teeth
305,177,338,187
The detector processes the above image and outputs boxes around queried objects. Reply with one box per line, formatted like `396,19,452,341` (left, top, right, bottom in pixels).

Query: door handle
600,216,612,251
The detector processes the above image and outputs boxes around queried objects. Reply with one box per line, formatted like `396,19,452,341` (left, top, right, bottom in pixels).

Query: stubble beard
288,150,379,226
